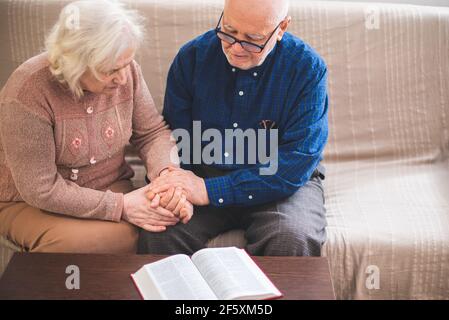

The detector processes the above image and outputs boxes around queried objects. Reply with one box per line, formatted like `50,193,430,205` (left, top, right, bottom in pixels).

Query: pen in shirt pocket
259,119,278,130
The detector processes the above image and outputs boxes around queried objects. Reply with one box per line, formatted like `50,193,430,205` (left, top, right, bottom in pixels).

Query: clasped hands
122,167,209,232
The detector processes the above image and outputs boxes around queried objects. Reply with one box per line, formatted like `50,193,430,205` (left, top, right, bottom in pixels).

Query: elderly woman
0,0,190,254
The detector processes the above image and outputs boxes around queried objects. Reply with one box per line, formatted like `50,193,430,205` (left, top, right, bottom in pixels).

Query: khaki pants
0,180,138,253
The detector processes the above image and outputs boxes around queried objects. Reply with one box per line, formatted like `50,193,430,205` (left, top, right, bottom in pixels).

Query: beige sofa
1,0,448,300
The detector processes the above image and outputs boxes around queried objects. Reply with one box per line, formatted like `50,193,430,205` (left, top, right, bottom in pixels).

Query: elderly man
140,0,328,256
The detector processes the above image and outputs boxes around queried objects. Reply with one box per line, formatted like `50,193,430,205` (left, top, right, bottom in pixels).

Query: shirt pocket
55,117,90,168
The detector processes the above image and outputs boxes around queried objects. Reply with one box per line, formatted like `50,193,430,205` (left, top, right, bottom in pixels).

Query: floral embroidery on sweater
67,129,86,156
72,137,82,149
101,119,117,149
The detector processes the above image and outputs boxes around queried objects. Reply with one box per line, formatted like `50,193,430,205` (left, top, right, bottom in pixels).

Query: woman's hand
148,167,210,206
147,187,194,224
179,198,194,224
122,185,179,232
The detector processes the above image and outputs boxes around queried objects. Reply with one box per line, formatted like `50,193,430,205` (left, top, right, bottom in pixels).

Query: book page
144,254,218,300
191,247,281,300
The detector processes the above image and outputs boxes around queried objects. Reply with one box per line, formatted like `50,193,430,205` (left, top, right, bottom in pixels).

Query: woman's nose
113,68,127,85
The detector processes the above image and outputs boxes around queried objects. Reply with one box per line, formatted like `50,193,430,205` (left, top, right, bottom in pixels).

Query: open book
131,247,282,300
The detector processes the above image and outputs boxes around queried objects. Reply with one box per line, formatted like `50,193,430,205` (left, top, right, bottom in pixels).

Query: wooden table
0,253,335,300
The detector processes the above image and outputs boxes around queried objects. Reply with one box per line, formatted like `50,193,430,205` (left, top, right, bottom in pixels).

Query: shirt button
233,123,238,128
239,91,244,96
232,68,236,72
248,195,253,200
253,72,258,77
90,157,97,164
70,173,78,181
224,152,229,158
86,106,94,114
218,198,224,204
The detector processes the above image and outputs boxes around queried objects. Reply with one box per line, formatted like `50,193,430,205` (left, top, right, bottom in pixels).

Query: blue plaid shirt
163,30,328,207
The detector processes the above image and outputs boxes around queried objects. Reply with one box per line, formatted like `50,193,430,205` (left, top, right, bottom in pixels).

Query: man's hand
122,185,179,232
148,167,210,206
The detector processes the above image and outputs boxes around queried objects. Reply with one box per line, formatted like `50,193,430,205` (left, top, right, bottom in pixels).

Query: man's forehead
222,12,275,38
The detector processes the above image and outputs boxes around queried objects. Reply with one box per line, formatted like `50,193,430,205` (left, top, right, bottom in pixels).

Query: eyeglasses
214,12,283,54
100,61,133,78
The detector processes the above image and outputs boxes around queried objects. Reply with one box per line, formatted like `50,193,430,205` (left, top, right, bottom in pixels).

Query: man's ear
277,15,291,41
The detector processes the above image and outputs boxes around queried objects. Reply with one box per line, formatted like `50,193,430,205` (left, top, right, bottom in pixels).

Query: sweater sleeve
129,61,179,181
0,100,123,222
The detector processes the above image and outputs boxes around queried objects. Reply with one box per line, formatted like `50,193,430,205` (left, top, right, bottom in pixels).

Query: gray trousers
138,167,327,256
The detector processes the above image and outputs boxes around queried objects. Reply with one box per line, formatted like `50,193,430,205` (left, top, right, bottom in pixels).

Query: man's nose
113,68,127,86
230,41,246,54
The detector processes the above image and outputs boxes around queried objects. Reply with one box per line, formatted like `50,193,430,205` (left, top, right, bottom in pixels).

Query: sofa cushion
323,160,449,299
0,236,22,278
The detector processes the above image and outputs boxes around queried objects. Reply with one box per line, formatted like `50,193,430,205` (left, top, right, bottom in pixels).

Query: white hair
45,0,145,98
274,0,290,24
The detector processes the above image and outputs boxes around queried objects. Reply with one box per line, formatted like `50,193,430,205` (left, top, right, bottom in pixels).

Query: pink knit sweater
0,53,178,222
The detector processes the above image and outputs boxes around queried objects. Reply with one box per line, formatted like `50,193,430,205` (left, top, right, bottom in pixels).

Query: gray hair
45,0,145,98
272,0,290,25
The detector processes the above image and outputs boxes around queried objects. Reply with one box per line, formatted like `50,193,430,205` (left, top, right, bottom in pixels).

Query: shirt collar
224,41,278,76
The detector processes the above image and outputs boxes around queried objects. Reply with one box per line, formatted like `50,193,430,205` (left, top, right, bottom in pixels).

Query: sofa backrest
1,0,448,165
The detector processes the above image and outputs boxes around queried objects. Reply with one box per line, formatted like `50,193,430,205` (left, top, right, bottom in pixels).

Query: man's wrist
200,178,210,206
204,175,234,207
